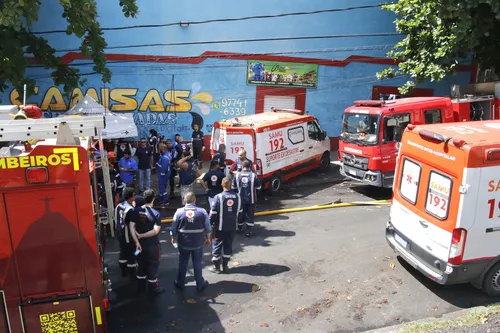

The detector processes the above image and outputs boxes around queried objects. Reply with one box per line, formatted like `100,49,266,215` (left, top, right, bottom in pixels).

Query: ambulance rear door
391,147,460,276
257,123,307,176
225,128,256,165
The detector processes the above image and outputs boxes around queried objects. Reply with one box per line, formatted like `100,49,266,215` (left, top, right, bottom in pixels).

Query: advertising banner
247,60,318,88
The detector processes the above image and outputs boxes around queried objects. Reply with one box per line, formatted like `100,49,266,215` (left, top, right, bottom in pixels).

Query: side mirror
382,139,387,144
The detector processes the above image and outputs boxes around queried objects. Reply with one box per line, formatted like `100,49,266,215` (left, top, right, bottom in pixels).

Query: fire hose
161,199,391,224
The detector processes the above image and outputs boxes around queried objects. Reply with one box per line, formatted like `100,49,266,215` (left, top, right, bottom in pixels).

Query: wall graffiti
7,82,235,140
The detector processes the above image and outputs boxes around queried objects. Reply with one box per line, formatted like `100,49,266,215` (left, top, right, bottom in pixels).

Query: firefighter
191,124,205,168
212,144,226,174
129,189,164,295
201,160,225,208
116,187,139,278
232,160,261,237
209,177,241,274
156,143,171,206
170,192,211,292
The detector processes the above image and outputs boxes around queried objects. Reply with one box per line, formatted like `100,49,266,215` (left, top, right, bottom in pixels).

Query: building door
263,96,296,112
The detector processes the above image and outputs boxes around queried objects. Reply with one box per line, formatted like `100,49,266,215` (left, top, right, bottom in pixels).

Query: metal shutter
263,95,296,112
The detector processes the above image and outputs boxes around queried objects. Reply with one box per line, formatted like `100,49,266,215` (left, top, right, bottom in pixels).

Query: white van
211,109,331,192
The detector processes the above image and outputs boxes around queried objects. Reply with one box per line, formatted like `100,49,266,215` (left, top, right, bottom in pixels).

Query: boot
137,279,147,293
128,266,137,281
120,263,127,277
222,261,230,274
148,281,165,295
209,261,222,274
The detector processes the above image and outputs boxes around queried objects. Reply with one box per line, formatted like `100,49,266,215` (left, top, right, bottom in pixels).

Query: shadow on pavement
348,183,393,201
229,263,291,277
396,256,500,308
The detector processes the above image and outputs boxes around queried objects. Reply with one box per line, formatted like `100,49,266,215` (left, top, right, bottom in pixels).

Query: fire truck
0,108,112,333
337,83,498,188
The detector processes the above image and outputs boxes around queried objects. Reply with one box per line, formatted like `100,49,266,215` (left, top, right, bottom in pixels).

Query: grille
342,152,368,170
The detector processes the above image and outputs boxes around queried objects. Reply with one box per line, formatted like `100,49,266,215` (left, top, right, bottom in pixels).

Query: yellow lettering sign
165,90,192,112
110,88,139,111
0,148,79,171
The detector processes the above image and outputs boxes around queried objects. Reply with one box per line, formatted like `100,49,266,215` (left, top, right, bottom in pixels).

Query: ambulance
386,119,500,296
0,111,111,332
211,108,331,192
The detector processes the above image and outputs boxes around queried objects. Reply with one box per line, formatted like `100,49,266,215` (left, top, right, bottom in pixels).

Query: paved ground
106,167,500,333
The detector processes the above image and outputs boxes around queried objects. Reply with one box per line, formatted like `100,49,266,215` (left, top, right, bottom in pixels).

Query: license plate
348,169,357,176
395,233,408,248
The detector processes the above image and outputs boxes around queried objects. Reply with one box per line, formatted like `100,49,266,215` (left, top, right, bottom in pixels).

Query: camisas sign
0,148,80,171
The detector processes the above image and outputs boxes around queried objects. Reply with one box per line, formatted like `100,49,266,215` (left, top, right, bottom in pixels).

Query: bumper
340,164,394,188
385,221,487,286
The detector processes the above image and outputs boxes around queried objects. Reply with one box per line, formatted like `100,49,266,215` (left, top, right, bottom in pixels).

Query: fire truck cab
338,92,497,188
0,114,110,333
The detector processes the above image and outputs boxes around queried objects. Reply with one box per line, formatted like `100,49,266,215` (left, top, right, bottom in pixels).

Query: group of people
99,123,265,295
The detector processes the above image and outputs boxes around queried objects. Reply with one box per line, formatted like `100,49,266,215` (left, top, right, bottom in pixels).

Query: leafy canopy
0,0,138,101
378,0,500,94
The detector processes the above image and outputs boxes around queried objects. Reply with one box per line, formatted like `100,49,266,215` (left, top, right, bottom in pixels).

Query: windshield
341,113,380,145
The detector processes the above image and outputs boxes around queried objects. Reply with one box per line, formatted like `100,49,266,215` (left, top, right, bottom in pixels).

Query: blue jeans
138,169,151,191
176,247,205,289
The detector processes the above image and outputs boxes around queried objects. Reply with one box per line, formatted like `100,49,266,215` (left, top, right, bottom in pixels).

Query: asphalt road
105,169,500,333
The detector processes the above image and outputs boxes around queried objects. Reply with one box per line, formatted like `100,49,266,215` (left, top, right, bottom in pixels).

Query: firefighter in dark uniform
170,192,212,292
129,189,164,294
117,187,138,278
201,160,225,208
232,160,261,237
209,177,241,273
212,144,226,173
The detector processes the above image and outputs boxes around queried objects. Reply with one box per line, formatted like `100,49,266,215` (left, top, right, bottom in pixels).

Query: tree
0,0,138,102
377,0,500,94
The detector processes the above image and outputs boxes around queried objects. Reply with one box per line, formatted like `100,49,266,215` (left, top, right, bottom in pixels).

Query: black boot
148,281,165,295
209,261,222,274
120,263,127,277
128,266,137,281
222,261,230,274
137,279,147,293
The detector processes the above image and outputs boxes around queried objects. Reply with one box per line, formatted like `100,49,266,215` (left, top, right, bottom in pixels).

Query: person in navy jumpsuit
156,143,171,206
212,144,226,173
191,123,205,168
129,189,164,294
232,160,261,237
202,160,225,208
116,187,138,278
171,192,211,292
209,177,241,273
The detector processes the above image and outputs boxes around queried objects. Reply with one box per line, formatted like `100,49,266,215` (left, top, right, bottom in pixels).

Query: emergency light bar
0,115,105,141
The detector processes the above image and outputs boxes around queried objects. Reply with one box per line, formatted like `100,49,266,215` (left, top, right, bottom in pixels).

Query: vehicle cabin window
424,109,442,124
425,171,452,220
399,158,421,205
384,113,411,143
308,121,321,140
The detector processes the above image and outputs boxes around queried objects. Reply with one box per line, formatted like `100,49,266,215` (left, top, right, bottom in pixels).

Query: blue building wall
2,0,472,141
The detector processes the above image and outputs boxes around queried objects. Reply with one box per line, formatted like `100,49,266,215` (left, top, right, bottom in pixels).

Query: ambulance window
308,121,320,140
425,171,452,220
424,109,442,124
399,158,421,205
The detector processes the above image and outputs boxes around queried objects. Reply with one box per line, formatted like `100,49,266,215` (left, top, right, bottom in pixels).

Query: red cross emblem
186,211,195,219
227,199,234,207
406,174,412,184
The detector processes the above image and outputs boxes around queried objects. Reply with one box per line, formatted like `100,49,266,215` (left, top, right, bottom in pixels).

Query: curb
362,304,495,333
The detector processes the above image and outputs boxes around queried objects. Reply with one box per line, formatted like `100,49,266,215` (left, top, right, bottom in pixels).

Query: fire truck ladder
0,116,117,236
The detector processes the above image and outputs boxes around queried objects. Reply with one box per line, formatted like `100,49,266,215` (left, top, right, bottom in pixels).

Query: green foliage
379,0,500,94
0,0,138,102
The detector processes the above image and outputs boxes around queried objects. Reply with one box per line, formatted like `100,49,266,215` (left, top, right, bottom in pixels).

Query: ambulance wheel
482,262,500,296
269,173,283,193
319,152,331,172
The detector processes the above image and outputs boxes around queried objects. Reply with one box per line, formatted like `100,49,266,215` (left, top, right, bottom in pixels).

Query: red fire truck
0,112,110,333
338,92,497,188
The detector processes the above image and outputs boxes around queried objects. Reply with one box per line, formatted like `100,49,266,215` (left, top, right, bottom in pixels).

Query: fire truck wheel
319,152,331,172
269,173,283,194
482,261,500,296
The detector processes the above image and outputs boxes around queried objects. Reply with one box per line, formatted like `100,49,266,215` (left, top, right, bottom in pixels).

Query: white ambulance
211,109,331,192
386,120,500,296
